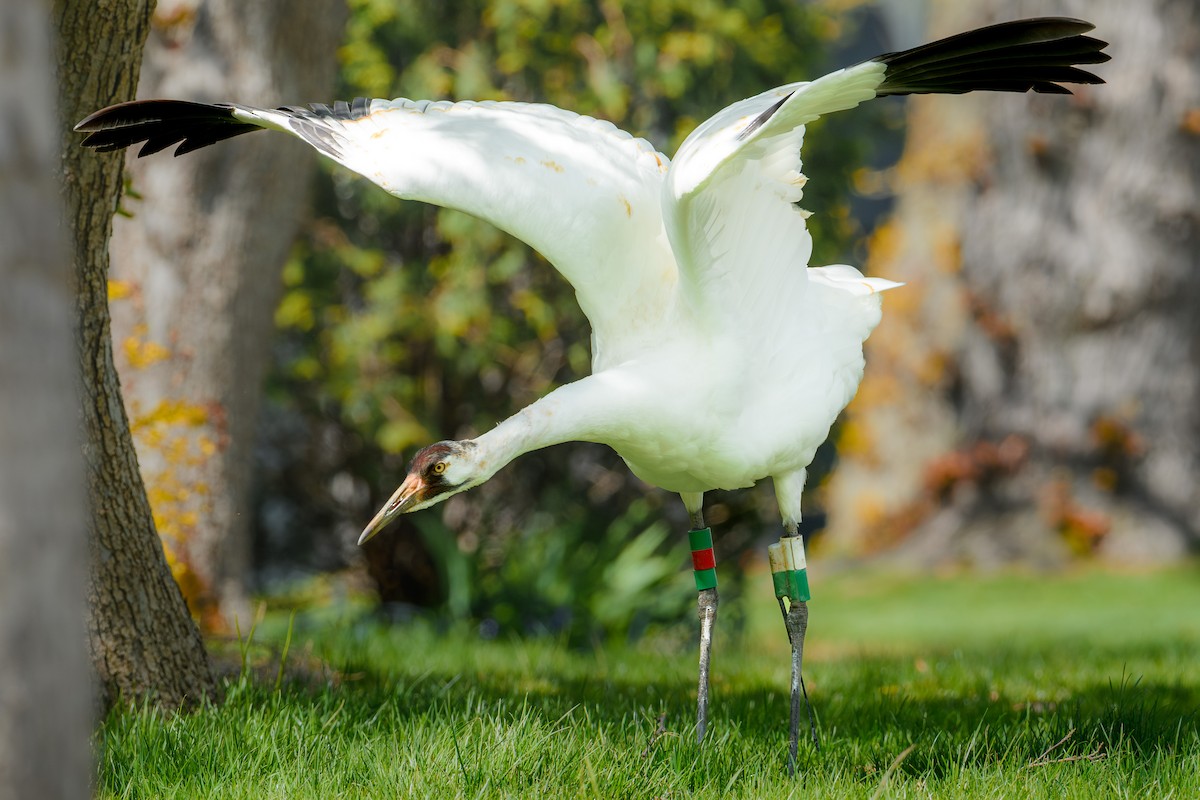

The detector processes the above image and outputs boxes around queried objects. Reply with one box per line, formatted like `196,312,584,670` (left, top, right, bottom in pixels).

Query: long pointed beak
358,473,425,545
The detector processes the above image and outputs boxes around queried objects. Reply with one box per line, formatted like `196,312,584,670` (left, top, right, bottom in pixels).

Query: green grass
98,567,1200,798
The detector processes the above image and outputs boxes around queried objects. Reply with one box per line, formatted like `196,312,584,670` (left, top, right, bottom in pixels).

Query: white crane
78,17,1107,769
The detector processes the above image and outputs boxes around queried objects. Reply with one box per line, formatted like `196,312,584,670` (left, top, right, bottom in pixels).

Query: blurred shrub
257,0,878,641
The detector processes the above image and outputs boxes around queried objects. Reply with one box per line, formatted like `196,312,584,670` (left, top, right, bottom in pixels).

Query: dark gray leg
690,507,718,744
770,533,816,775
697,587,718,743
781,595,810,772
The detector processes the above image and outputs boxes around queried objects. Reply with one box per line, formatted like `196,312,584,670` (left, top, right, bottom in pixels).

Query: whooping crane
78,16,1108,769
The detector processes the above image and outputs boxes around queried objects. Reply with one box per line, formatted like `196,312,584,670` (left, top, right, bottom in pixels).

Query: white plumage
224,68,899,516
76,16,1108,760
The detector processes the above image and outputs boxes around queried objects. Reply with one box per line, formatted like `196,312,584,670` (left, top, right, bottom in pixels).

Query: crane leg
689,508,718,744
769,533,817,775
697,585,718,743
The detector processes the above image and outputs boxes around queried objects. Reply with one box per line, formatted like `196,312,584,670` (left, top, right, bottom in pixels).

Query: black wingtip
74,108,108,132
873,17,1110,98
77,97,377,161
75,100,259,156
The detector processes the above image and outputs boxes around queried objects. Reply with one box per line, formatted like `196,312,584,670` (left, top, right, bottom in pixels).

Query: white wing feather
809,265,903,296
664,62,892,324
232,99,676,364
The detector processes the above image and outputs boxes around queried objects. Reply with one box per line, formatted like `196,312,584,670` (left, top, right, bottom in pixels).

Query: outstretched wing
664,17,1109,324
76,97,676,356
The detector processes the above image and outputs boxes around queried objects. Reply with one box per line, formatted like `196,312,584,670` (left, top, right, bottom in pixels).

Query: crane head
357,440,483,544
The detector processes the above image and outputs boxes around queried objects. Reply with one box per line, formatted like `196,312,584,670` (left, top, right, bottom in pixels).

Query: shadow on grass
807,672,1199,777
229,611,1199,780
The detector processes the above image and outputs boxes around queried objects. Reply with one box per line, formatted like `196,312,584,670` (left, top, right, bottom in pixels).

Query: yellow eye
432,461,447,475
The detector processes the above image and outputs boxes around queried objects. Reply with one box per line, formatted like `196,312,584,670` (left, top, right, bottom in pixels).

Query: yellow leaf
123,336,171,369
130,399,209,433
107,280,134,301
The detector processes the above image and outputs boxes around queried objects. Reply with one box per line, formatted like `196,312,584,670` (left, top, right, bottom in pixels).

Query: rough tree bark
826,0,1200,564
108,0,346,626
55,0,217,709
0,2,90,795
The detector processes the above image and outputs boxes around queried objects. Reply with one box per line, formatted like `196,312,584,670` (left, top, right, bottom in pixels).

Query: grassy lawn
98,566,1200,798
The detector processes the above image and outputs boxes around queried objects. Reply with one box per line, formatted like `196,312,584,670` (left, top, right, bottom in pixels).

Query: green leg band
772,569,811,602
769,537,810,602
689,527,717,591
688,527,713,551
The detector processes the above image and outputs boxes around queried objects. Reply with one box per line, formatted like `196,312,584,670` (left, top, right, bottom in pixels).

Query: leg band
689,527,718,591
769,536,810,602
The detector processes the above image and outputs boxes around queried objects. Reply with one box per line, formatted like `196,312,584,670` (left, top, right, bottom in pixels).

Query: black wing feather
875,17,1109,97
738,18,1107,142
75,97,377,158
75,100,258,157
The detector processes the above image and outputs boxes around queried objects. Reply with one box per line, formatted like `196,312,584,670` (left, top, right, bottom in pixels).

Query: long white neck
470,375,622,478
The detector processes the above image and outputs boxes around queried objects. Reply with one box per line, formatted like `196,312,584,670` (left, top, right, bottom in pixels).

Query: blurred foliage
258,0,883,641
113,294,222,628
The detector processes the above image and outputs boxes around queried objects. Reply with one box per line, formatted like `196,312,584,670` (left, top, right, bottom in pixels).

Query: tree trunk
55,0,218,710
108,0,346,626
0,3,91,795
826,0,1200,565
